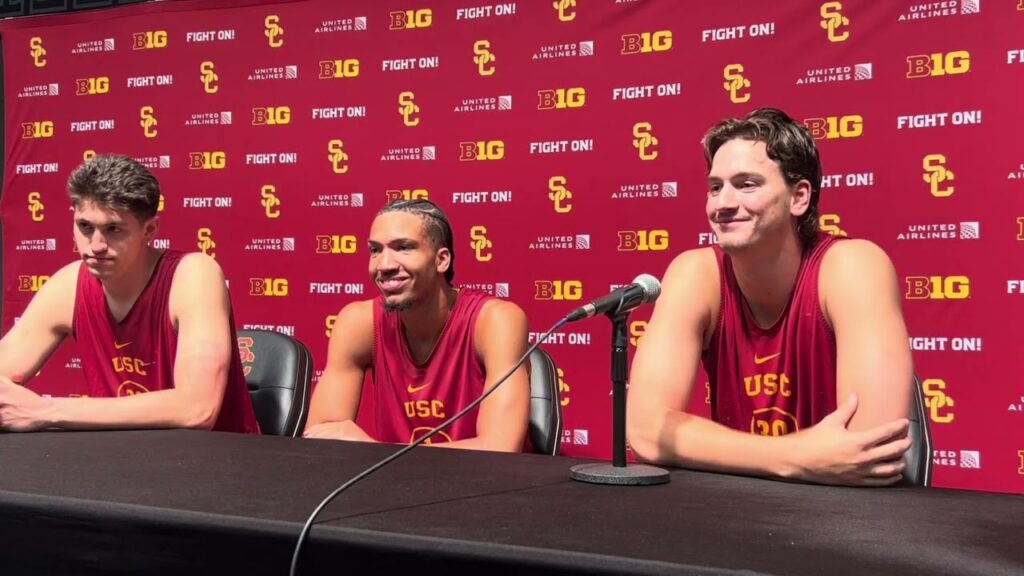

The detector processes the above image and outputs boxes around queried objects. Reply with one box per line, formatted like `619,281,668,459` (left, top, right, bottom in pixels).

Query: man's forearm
42,389,218,431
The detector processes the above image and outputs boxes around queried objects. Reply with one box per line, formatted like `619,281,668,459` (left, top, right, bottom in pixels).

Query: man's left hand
0,376,53,432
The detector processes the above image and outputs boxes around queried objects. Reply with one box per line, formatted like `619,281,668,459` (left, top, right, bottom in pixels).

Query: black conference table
0,430,1021,575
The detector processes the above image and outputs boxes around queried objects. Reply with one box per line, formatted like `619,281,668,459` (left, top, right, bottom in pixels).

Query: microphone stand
570,308,669,485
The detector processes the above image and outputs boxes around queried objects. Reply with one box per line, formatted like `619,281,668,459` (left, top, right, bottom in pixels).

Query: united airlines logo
310,193,363,208
17,83,59,98
531,41,594,60
548,176,572,213
247,65,298,81
896,222,978,241
819,2,849,42
470,226,493,262
264,15,284,47
314,17,367,34
381,146,435,161
528,234,590,251
923,154,954,197
473,40,496,76
933,449,981,469
71,38,114,54
797,63,871,84
460,283,510,298
30,36,46,67
723,64,751,103
898,1,981,22
612,181,677,200
632,122,658,160
244,237,294,252
185,111,231,126
453,95,512,113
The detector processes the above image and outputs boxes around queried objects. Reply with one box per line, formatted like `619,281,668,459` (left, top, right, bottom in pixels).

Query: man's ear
436,247,451,275
790,180,812,217
143,216,160,240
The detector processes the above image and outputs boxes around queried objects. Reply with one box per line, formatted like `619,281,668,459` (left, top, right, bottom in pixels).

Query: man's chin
383,296,414,312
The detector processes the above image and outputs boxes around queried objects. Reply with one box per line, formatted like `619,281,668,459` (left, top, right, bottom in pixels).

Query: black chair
904,376,934,487
237,330,312,437
528,347,563,455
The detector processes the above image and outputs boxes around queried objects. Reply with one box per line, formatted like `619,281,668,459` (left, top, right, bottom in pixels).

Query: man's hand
784,394,911,486
303,420,377,442
0,376,54,432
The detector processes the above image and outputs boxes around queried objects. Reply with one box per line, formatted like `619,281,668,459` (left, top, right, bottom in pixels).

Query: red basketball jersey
370,289,491,445
703,234,845,437
73,250,259,434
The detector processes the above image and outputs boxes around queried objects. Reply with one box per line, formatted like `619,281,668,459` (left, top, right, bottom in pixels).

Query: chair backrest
237,330,313,437
528,347,563,455
904,376,933,487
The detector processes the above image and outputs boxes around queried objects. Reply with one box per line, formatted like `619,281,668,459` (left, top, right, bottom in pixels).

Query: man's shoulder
819,238,893,284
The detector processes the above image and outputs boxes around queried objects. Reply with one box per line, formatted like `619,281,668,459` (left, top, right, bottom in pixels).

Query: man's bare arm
0,261,77,383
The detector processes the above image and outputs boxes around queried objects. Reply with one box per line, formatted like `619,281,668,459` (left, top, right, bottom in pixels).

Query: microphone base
569,463,670,486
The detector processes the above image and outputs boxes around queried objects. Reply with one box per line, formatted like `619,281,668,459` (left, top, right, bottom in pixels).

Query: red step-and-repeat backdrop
1,0,1021,493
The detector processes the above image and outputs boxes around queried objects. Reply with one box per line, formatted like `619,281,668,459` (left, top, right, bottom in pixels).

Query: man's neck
399,284,458,353
101,248,162,308
729,232,804,328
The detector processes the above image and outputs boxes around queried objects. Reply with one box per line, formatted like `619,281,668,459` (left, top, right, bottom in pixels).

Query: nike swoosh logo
754,352,781,365
114,341,133,350
407,382,430,394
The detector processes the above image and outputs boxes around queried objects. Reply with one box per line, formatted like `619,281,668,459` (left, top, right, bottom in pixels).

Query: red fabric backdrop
1,0,1021,493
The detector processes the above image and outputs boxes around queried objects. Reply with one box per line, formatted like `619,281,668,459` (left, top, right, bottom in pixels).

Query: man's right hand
782,394,911,486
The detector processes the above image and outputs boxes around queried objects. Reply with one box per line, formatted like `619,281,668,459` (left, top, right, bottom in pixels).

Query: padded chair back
904,376,933,487
528,347,563,455
237,330,312,437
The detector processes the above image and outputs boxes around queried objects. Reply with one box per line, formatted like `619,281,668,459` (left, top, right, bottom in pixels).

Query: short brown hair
67,155,160,221
703,108,822,246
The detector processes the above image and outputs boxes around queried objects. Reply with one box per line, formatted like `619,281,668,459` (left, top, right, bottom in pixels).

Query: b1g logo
316,235,357,254
30,36,46,67
21,121,54,139
197,227,216,258
318,59,360,79
629,320,647,347
632,122,658,160
557,368,570,407
905,275,970,299
389,8,432,29
819,1,849,42
923,154,954,197
250,278,289,297
385,189,428,201
260,185,280,218
188,151,226,170
252,106,291,125
819,214,848,237
617,230,669,251
470,226,492,262
554,0,576,22
548,176,572,213
325,314,338,339
132,30,167,50
906,51,970,78
237,337,256,377
459,140,505,161
398,92,420,126
18,275,50,292
328,140,349,173
75,77,110,95
534,280,583,301
803,115,863,140
265,15,284,47
27,192,44,222
473,40,496,76
537,88,585,110
200,61,218,93
723,64,751,103
140,106,158,138
922,378,954,423
621,30,672,54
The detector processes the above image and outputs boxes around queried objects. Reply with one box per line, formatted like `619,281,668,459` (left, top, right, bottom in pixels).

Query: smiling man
627,108,914,486
305,200,529,451
0,155,258,434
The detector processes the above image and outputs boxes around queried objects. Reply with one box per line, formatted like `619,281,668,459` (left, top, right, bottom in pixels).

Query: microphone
564,273,661,322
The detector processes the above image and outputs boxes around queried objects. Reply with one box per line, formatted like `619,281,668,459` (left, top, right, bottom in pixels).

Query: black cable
288,317,568,576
